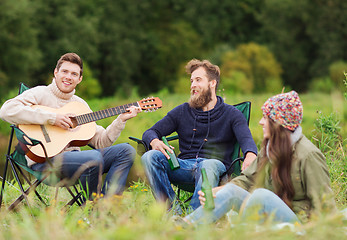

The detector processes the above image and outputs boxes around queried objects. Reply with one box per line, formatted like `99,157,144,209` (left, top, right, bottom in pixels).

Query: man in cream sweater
0,52,141,199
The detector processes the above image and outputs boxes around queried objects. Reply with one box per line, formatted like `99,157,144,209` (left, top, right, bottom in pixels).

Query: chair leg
0,158,10,208
73,185,84,206
65,187,83,207
8,161,54,211
1,129,16,209
184,195,193,203
8,160,32,210
8,179,42,211
13,162,48,207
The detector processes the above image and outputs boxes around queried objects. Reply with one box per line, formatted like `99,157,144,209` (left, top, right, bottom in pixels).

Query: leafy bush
221,42,283,94
220,70,253,94
311,75,347,207
313,112,341,153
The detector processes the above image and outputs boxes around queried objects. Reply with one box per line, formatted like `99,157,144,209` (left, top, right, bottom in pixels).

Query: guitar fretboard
75,102,139,126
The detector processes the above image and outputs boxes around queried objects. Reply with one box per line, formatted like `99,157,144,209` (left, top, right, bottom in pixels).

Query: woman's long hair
257,118,295,208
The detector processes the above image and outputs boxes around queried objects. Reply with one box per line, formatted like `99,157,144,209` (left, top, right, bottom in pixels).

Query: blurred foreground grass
0,180,346,240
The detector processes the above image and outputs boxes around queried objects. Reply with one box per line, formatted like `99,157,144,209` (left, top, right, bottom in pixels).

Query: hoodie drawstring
195,111,211,158
189,115,198,150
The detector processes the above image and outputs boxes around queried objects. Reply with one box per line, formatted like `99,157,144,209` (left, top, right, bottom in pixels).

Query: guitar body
19,102,96,163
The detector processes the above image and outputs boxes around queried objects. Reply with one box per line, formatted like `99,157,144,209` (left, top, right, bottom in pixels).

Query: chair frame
0,83,83,211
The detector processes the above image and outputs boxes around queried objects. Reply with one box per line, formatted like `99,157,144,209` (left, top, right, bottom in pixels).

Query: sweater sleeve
142,106,180,149
88,114,126,149
0,87,56,125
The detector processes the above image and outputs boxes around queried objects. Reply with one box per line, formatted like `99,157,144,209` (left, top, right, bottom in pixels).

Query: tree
32,0,100,86
182,0,264,49
0,0,41,98
138,21,202,94
303,0,347,78
95,0,144,97
258,0,347,91
258,0,313,91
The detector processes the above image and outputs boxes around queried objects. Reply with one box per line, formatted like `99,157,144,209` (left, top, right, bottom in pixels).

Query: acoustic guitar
18,97,162,163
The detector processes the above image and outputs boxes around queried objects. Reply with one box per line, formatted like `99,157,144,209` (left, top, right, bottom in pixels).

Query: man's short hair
56,53,83,77
185,59,220,89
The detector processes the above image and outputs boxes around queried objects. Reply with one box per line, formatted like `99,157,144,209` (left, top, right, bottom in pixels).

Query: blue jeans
31,143,135,198
141,150,226,210
185,183,299,224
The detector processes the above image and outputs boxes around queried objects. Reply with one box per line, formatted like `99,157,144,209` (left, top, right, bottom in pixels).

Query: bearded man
141,59,257,212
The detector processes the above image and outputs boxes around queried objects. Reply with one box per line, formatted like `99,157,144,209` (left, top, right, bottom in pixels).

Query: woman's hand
198,186,223,206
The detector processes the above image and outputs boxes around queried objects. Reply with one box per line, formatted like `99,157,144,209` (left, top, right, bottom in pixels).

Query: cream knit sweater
0,79,126,166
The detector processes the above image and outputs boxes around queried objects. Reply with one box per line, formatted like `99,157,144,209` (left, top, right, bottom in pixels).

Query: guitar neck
75,102,139,126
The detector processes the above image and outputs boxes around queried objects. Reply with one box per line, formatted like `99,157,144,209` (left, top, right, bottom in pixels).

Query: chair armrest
87,144,96,149
128,136,148,156
219,157,244,185
166,135,179,142
128,135,178,156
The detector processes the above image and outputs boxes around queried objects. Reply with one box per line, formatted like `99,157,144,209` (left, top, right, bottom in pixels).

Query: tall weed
311,76,347,208
313,112,341,153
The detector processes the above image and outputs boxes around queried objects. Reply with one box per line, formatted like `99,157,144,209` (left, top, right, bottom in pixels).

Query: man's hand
150,138,174,160
241,152,257,171
54,113,75,130
198,186,223,206
119,106,142,122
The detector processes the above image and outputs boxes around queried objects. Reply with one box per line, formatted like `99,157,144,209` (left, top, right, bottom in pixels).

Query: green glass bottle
201,168,215,210
162,136,180,170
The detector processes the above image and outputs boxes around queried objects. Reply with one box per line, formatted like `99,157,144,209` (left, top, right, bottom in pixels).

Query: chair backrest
5,82,31,164
227,101,251,177
19,82,30,95
11,124,48,181
164,101,251,177
8,83,54,182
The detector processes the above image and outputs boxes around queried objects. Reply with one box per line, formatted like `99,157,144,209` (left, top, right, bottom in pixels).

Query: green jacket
231,135,336,222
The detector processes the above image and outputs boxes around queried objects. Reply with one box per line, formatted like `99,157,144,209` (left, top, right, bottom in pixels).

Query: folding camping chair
129,101,252,202
0,83,83,211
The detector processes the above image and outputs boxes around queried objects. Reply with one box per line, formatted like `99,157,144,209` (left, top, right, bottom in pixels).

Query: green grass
0,91,346,239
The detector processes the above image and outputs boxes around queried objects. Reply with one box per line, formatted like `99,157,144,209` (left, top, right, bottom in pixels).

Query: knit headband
261,91,303,131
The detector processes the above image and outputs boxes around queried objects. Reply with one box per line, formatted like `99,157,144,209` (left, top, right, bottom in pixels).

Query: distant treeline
0,0,346,99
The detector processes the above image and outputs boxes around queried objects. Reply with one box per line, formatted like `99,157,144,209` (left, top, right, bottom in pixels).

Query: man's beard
189,86,212,109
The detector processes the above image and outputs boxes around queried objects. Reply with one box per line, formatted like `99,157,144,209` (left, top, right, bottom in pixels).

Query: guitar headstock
138,97,162,112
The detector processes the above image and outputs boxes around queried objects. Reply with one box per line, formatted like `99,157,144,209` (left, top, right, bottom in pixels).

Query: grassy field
0,91,346,239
